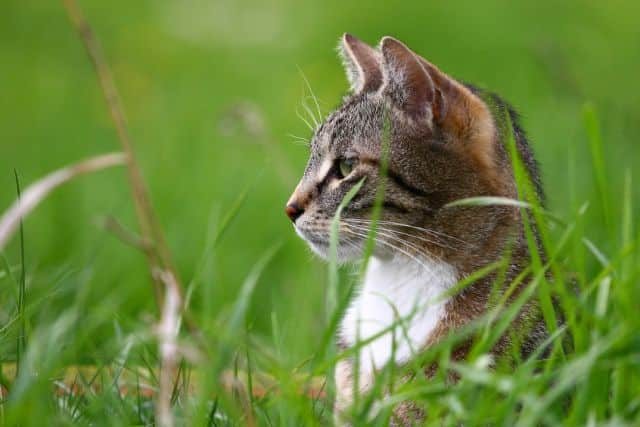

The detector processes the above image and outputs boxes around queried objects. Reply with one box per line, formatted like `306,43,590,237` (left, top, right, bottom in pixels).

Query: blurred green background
1,0,639,362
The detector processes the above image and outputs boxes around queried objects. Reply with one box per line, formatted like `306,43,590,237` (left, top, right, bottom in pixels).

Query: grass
13,170,26,381
1,0,640,425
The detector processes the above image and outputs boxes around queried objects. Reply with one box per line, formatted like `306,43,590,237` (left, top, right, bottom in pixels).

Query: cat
285,34,548,425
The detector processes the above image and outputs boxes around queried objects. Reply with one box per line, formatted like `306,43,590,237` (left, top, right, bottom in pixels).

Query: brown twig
60,0,209,354
60,2,208,424
61,0,178,308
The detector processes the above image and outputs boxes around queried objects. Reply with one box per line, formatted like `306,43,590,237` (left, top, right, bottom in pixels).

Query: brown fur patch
417,57,507,195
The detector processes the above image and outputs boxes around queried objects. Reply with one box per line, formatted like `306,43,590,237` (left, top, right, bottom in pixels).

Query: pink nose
285,202,304,222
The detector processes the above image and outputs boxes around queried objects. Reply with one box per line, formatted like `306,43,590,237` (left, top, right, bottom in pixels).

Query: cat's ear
380,37,496,172
339,33,383,93
406,55,497,174
416,56,495,166
379,36,436,122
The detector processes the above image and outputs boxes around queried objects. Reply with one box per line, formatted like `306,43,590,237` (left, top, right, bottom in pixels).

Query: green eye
338,158,355,178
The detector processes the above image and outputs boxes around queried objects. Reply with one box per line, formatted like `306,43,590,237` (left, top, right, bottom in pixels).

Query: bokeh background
1,0,639,363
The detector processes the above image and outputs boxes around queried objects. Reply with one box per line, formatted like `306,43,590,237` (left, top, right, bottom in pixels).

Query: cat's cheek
292,225,330,259
293,225,308,242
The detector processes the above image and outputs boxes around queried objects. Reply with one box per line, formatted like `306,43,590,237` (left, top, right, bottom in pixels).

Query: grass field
1,0,639,425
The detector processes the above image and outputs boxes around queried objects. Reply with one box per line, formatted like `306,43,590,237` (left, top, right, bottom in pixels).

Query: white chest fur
340,256,457,373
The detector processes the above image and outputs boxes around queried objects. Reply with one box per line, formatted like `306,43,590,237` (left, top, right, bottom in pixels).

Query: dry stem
60,2,198,424
154,268,183,427
61,0,180,307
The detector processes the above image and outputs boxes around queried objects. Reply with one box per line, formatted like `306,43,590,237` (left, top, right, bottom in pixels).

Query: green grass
1,0,640,425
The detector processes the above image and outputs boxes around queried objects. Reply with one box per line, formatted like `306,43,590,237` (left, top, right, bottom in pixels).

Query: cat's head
286,34,519,264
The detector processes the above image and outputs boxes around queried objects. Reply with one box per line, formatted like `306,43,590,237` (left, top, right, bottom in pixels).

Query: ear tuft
379,36,435,122
338,33,383,93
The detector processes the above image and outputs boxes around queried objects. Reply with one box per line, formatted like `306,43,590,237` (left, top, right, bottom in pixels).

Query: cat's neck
339,255,458,372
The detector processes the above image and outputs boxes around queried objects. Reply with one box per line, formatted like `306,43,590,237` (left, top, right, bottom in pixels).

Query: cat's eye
338,158,355,178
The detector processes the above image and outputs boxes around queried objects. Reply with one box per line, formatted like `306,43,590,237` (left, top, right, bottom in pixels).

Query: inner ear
414,58,460,125
416,55,498,176
417,56,493,140
339,33,383,93
379,36,435,121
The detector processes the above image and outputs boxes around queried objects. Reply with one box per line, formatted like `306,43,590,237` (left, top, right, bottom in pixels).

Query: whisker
297,67,323,125
345,218,451,240
373,220,472,246
301,97,319,128
343,227,430,272
287,133,310,146
344,221,459,252
345,220,460,251
295,106,315,131
343,218,474,248
345,223,434,260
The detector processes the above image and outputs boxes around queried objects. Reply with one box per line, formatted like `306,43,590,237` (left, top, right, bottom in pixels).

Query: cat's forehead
312,94,384,154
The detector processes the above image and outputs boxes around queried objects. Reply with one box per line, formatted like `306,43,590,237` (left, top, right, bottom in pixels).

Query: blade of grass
504,112,562,360
583,103,612,234
444,196,532,210
212,187,250,249
327,178,365,318
194,243,282,424
612,168,634,414
226,243,282,339
13,170,26,379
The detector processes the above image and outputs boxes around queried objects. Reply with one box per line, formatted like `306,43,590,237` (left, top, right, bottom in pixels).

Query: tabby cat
285,34,547,425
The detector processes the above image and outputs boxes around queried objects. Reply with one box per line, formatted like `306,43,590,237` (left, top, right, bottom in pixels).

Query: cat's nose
285,202,304,222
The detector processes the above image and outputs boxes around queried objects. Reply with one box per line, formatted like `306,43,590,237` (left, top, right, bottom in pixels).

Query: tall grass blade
212,187,250,249
583,103,612,234
13,170,26,378
327,178,365,318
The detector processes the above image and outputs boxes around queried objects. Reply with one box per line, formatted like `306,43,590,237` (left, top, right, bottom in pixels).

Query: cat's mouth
294,226,330,252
